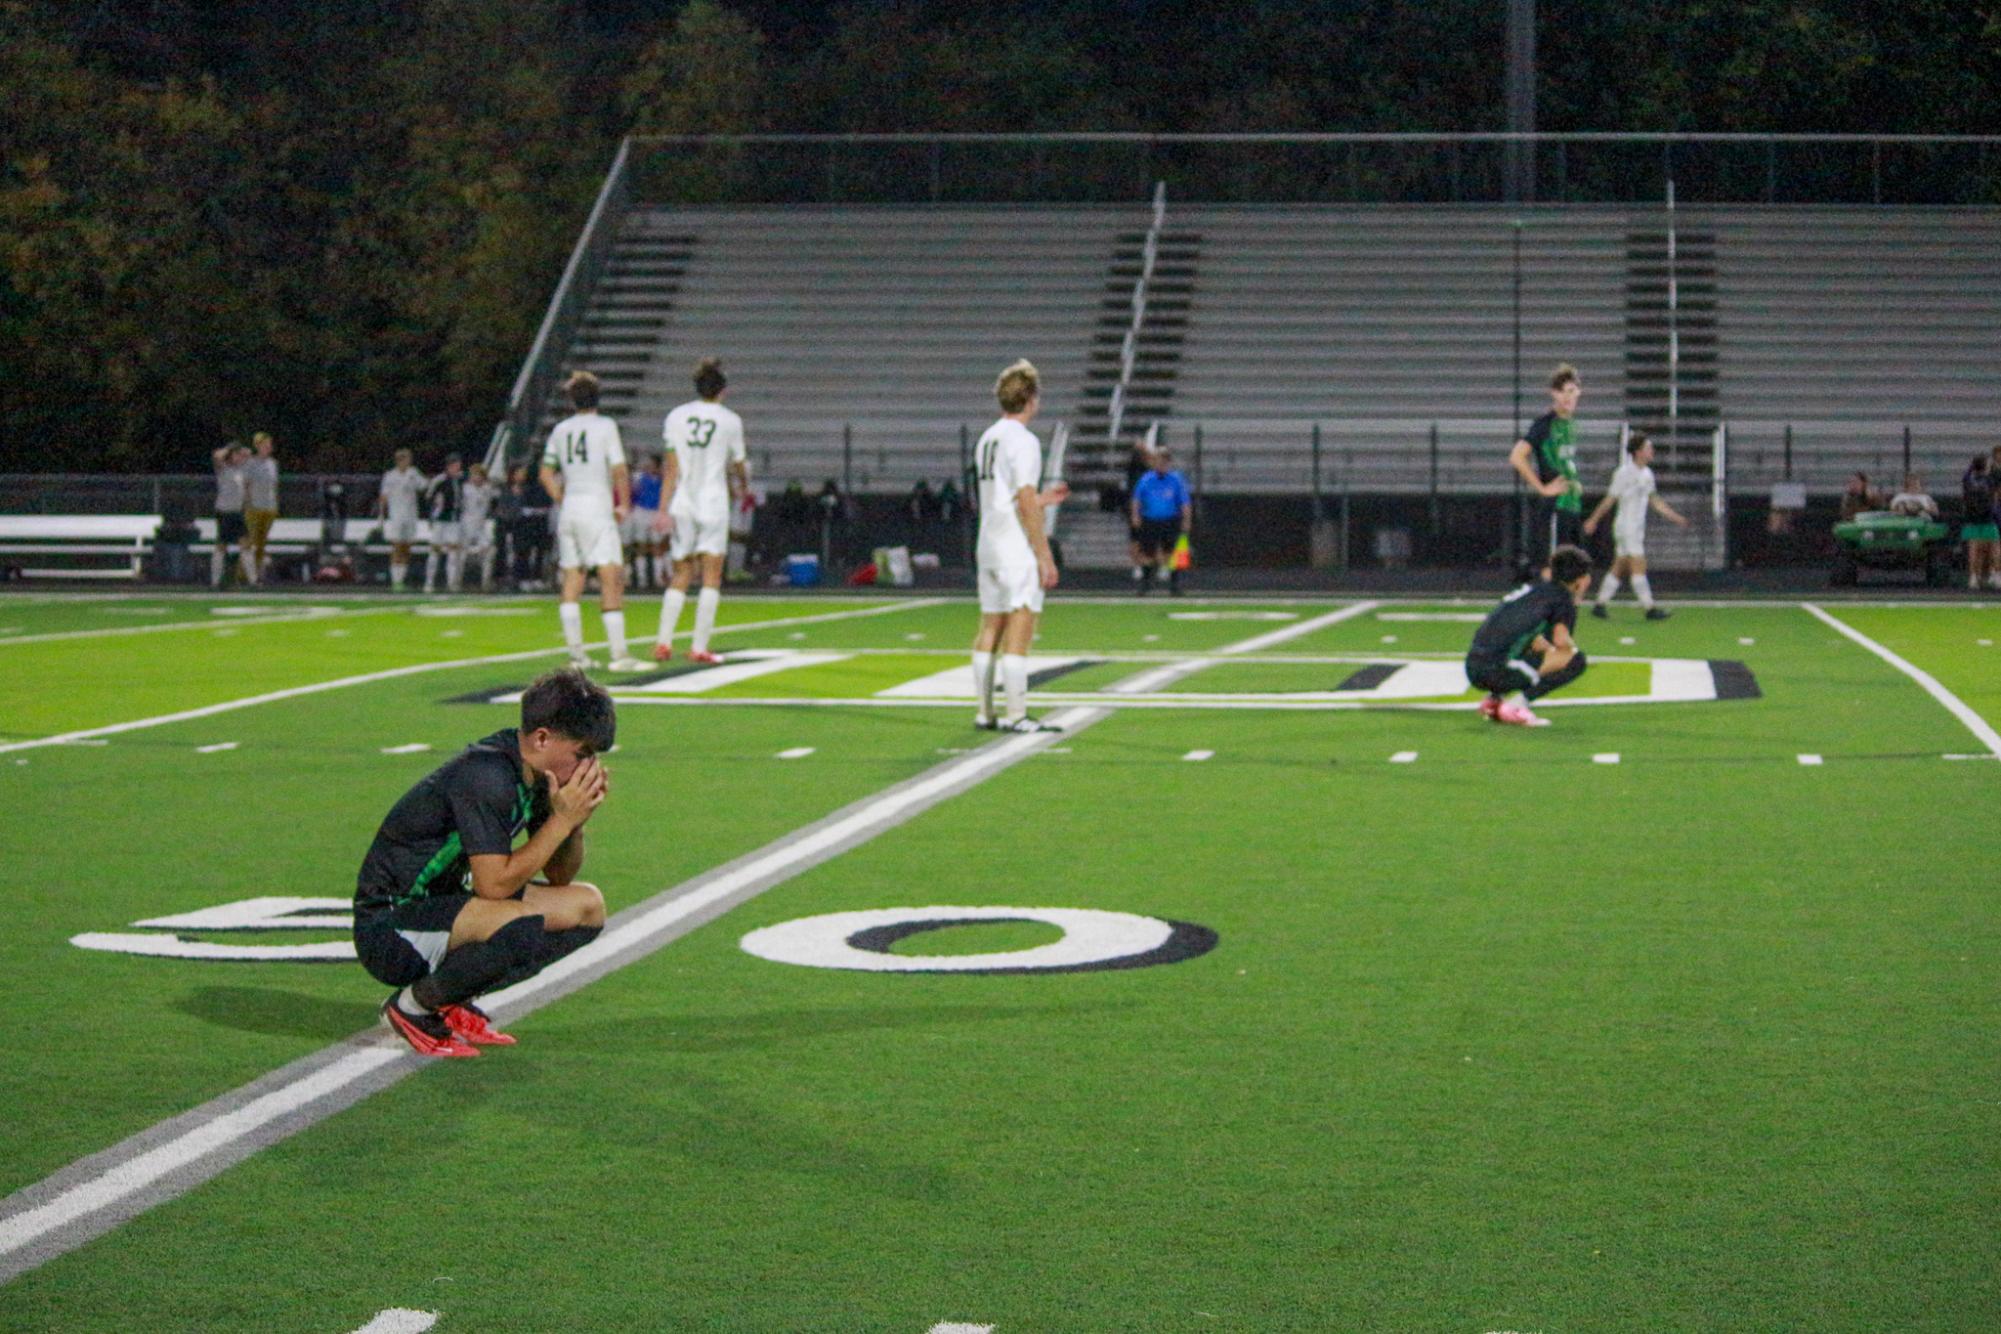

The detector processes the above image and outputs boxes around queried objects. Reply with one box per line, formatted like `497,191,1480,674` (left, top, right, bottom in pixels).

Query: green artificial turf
1,593,1995,1331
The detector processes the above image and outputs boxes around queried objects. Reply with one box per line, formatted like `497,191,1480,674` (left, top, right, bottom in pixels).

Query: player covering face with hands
353,669,616,1057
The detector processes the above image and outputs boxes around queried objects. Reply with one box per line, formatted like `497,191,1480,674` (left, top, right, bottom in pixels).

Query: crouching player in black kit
1466,544,1593,729
356,669,614,1057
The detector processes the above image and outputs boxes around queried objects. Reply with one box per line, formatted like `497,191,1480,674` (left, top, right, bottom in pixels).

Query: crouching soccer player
1465,544,1593,728
355,668,615,1057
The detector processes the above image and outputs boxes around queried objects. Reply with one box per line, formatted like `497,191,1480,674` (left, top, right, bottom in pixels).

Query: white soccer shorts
557,512,623,569
668,509,730,562
623,507,661,546
383,516,419,546
427,520,462,548
1614,525,1646,560
978,560,1044,615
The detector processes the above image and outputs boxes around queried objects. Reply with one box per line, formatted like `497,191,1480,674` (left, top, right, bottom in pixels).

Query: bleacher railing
620,132,2001,208
486,138,636,474
1106,181,1169,447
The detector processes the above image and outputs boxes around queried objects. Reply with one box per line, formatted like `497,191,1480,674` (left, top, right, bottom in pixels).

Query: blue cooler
784,554,821,587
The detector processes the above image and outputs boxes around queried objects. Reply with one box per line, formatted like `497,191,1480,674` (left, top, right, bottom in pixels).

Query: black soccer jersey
354,729,545,919
425,474,463,523
1469,579,1578,663
1522,412,1581,514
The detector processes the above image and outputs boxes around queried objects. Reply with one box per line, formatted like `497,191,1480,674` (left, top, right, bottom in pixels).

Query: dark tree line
2,0,1995,473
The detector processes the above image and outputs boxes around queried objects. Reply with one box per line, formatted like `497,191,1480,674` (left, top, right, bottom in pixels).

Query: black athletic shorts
1136,517,1181,557
1529,499,1582,563
215,511,248,545
354,893,476,987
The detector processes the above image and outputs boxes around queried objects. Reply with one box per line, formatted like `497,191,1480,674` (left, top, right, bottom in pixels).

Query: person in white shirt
970,359,1069,732
210,440,251,588
460,462,498,591
242,432,280,584
375,449,427,591
1583,432,1688,620
653,358,748,665
540,371,642,670
1887,472,1939,520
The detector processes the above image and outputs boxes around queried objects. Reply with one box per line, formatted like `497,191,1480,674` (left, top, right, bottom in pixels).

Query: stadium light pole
1505,0,1536,203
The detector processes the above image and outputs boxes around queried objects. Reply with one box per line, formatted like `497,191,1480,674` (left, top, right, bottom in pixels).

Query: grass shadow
529,1000,1121,1051
177,985,379,1039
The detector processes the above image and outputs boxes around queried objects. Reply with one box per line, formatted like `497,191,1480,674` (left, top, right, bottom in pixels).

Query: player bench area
0,515,476,581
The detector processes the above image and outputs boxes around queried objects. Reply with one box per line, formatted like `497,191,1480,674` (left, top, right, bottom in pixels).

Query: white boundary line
0,602,1344,1283
0,603,415,648
1801,603,2001,756
0,600,937,756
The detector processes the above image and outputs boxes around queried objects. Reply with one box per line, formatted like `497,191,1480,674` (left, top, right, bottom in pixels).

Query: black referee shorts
1136,517,1180,558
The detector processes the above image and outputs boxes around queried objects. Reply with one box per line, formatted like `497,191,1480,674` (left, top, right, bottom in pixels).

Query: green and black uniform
1465,579,1588,701
354,728,545,987
1522,410,1583,563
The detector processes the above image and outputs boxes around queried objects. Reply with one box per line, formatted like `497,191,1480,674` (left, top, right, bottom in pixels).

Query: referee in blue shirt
1129,449,1192,595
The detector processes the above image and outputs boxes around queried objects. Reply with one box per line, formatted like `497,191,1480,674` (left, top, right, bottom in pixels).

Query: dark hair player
354,668,616,1057
1466,544,1594,728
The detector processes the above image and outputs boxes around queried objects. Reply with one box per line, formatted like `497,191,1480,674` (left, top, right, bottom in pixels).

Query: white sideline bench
0,515,483,580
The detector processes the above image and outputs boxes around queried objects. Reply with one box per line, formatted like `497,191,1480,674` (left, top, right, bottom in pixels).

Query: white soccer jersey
542,412,628,521
1609,461,1657,533
974,418,1042,568
459,479,495,544
378,466,425,523
662,400,747,520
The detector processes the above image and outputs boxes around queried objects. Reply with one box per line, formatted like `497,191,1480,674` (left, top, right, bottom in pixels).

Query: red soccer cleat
381,998,479,1058
438,1002,517,1047
1496,699,1548,728
1477,695,1502,721
686,649,724,665
652,641,674,662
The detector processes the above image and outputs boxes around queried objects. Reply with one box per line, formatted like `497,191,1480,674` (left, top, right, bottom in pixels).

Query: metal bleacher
534,206,1139,493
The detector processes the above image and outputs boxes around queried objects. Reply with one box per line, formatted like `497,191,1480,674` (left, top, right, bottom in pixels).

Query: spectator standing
210,440,251,587
242,432,280,584
461,462,499,591
1129,447,1192,596
624,453,664,591
1508,363,1585,577
1959,455,1998,592
423,454,466,593
376,449,426,591
509,465,553,590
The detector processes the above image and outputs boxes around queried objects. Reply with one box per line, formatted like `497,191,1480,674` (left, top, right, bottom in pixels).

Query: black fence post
1192,424,1205,523
1427,422,1442,549
842,423,854,495
1310,422,1324,521
959,423,975,566
1783,424,1793,480
1902,424,1912,475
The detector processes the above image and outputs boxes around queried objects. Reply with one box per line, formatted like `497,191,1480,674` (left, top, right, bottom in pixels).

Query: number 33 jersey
663,399,747,521
541,412,628,522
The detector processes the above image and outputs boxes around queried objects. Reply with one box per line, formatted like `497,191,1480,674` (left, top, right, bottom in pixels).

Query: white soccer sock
478,549,494,589
239,551,256,585
210,546,226,587
390,561,407,590
1596,574,1621,606
559,601,584,654
657,588,687,647
604,609,629,661
1131,565,1144,581
1001,653,1029,722
1632,574,1654,609
446,550,464,592
423,549,440,591
971,650,996,720
692,587,721,653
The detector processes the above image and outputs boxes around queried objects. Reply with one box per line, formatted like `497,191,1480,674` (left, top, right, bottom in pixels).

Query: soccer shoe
1495,700,1547,728
438,1002,517,1047
607,657,651,672
998,717,1063,734
381,998,479,1058
1644,607,1672,621
1477,695,1502,721
651,641,674,663
973,714,998,730
686,649,724,665
567,652,599,670
1590,604,1610,619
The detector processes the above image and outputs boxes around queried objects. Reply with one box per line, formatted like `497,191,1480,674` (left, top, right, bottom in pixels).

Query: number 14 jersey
541,412,628,522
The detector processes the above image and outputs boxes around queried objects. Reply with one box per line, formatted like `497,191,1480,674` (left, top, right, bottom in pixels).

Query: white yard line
1802,603,2001,757
3,597,1309,1283
0,600,937,757
0,604,404,647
